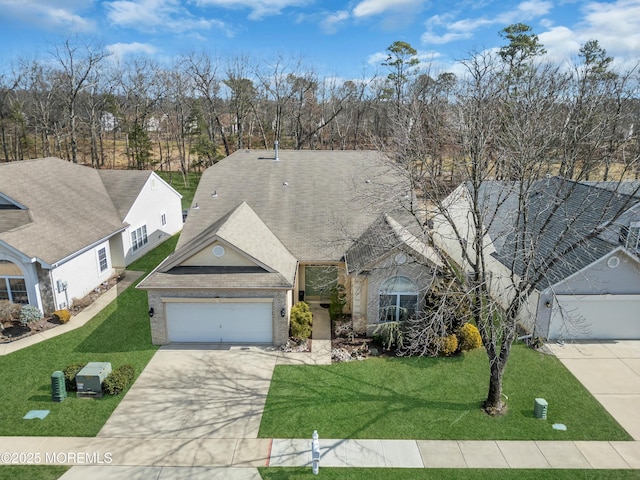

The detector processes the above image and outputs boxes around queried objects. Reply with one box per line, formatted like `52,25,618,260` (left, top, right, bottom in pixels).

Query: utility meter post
311,430,320,475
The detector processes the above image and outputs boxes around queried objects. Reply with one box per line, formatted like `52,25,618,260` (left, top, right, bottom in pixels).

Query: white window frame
379,276,419,323
0,260,28,304
626,222,640,252
131,225,148,253
97,247,109,274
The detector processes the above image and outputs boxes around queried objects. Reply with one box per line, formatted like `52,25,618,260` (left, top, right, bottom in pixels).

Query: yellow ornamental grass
53,309,72,324
457,323,483,351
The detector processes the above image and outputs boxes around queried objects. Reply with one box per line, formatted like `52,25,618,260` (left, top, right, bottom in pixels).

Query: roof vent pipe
274,140,280,162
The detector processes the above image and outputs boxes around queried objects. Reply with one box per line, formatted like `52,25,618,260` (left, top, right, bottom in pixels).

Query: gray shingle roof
0,158,126,265
98,169,153,221
474,177,639,289
177,149,412,263
0,210,32,234
345,214,442,273
138,201,297,290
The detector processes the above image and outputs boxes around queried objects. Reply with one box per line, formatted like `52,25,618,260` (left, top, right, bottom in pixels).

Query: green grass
0,466,69,480
155,170,202,209
259,344,631,441
258,468,640,479
0,236,179,437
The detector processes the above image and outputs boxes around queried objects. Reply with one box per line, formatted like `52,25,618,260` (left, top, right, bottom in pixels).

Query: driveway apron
548,340,640,440
98,345,278,439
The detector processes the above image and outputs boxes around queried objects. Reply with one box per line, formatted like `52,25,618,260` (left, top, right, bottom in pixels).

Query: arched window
0,260,28,304
379,276,418,322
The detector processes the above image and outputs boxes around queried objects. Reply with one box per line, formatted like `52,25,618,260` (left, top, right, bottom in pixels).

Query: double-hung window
97,247,108,273
131,225,148,252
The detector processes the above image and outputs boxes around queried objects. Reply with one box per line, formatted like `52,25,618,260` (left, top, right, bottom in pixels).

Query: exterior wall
182,241,255,267
121,173,183,266
147,288,290,346
50,241,114,310
536,250,640,338
351,274,368,334
515,288,540,334
109,234,125,270
553,250,640,296
339,267,352,314
36,264,54,314
363,251,436,335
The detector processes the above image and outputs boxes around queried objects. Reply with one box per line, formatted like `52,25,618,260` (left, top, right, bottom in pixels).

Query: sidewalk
0,271,143,356
1,436,639,470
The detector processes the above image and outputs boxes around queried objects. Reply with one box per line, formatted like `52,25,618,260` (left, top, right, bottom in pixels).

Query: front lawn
259,344,631,441
259,468,639,480
0,236,178,437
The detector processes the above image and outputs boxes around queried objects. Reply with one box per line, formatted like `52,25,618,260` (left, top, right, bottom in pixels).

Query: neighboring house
0,158,183,314
138,149,440,346
432,177,640,341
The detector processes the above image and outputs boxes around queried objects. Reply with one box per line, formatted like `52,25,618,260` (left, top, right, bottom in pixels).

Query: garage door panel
549,295,640,340
165,301,273,343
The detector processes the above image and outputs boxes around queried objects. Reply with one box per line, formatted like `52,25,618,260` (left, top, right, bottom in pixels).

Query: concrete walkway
275,302,332,365
1,435,639,471
0,270,143,356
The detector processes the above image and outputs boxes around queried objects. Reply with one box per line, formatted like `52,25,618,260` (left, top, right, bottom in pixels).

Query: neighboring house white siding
121,174,183,266
50,241,113,310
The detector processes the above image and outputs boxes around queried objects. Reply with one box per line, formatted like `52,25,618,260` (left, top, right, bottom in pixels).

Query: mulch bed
0,273,123,344
331,316,383,362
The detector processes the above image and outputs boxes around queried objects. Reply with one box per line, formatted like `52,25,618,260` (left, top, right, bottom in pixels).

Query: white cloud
107,42,159,59
0,0,95,31
541,0,640,69
421,0,552,46
367,51,388,66
195,0,310,20
352,0,425,18
106,0,227,33
367,48,443,70
320,10,350,34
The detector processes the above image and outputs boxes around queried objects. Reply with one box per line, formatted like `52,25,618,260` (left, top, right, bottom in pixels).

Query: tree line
1,27,638,182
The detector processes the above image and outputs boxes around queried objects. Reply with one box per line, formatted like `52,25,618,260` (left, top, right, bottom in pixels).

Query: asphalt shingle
0,158,125,265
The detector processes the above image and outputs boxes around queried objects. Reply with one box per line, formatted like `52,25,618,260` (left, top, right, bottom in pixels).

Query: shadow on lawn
263,356,486,439
73,289,155,354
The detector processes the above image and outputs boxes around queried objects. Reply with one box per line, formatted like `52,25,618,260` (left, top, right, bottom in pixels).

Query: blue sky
1,0,639,78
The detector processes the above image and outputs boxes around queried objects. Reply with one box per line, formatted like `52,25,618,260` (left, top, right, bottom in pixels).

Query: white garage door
549,295,640,340
165,301,273,343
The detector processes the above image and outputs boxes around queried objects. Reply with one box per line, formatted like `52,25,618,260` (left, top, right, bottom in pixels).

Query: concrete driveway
547,340,640,440
98,345,278,439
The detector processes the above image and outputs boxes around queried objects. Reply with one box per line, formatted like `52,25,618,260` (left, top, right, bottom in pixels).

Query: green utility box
51,371,66,402
534,398,548,419
76,362,112,398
